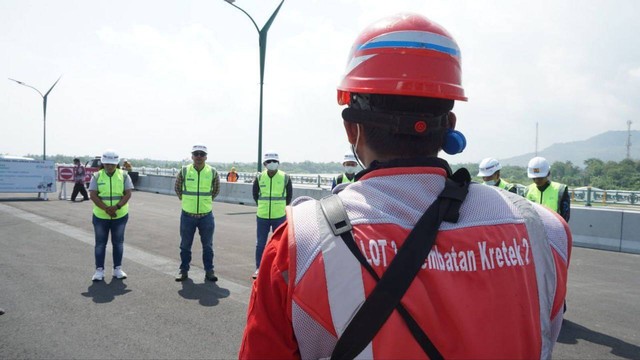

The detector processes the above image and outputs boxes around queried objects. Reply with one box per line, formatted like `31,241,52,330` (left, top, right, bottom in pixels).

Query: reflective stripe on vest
257,170,287,219
93,169,128,219
525,181,566,212
181,164,214,214
504,192,557,359
317,202,374,359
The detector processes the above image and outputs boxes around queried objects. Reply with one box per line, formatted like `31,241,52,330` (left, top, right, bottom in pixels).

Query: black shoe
205,270,218,282
175,270,188,281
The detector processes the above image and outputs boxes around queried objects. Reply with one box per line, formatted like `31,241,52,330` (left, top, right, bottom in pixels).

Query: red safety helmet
337,13,466,105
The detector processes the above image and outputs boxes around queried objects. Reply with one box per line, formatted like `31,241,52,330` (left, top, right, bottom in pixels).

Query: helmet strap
342,108,447,136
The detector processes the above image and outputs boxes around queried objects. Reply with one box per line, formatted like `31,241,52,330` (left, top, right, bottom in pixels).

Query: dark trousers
71,182,89,201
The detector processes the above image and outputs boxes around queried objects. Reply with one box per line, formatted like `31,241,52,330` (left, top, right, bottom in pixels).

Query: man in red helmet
239,13,571,359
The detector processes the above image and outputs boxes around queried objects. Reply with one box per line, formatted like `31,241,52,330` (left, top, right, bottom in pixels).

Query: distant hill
500,131,640,167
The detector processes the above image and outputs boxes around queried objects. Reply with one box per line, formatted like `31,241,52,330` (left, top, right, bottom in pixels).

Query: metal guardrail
571,188,640,206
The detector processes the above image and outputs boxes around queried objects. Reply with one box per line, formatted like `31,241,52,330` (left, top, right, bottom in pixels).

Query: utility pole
627,120,632,159
8,76,61,160
223,0,285,174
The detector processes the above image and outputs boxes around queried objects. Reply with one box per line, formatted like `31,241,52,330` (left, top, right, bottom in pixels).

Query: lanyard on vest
320,168,471,360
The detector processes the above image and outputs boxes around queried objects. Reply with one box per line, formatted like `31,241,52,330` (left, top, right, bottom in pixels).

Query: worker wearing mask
477,157,517,193
332,152,359,190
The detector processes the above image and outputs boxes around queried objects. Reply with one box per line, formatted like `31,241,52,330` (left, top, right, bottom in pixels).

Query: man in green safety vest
331,151,359,190
477,157,517,194
174,144,220,282
525,156,570,222
251,151,292,279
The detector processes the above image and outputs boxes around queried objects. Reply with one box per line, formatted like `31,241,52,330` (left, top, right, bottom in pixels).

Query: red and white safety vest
286,167,571,359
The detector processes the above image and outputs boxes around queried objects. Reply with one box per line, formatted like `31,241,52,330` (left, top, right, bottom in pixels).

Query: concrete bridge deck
0,189,638,359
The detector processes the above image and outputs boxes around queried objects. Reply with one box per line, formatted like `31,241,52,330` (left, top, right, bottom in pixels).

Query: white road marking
0,203,251,304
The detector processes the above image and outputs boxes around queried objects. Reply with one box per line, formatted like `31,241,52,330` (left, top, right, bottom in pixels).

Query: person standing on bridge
477,157,517,194
227,167,239,183
331,152,359,190
174,144,220,282
89,150,133,281
240,13,572,359
525,156,570,222
71,158,89,202
251,151,292,280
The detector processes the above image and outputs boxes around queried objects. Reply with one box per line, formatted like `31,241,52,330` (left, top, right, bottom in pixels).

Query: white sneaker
252,269,259,280
113,266,127,279
92,268,105,281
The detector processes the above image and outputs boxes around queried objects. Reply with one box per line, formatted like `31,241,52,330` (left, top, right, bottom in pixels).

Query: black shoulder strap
321,168,471,360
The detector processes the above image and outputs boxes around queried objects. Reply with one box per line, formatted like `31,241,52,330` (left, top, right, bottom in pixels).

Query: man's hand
105,206,118,218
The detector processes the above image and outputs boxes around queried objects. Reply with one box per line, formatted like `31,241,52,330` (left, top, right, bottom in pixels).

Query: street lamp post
8,76,61,161
223,0,285,174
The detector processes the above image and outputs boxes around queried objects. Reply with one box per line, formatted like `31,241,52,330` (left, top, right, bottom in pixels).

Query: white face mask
344,165,357,174
266,162,279,171
484,179,497,186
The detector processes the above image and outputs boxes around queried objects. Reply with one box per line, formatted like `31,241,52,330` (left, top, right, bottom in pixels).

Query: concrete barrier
136,174,331,205
569,207,640,254
137,174,640,255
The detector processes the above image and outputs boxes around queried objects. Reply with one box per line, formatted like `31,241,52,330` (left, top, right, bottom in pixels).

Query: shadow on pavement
178,278,230,307
0,198,46,202
81,279,132,303
558,319,640,359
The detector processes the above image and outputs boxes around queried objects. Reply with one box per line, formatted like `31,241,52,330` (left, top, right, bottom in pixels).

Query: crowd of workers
80,12,572,359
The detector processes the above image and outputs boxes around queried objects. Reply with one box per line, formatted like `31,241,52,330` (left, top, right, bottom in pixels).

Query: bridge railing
134,168,335,189
571,188,640,206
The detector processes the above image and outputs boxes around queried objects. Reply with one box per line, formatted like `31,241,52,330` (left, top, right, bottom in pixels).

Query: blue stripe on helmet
359,41,459,56
358,30,460,57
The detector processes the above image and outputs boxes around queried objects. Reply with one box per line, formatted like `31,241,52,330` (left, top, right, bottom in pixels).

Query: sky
2,0,639,165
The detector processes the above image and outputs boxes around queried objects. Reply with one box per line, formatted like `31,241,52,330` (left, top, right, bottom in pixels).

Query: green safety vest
336,173,355,185
525,181,567,213
497,178,516,192
257,170,289,219
93,169,129,219
181,164,215,214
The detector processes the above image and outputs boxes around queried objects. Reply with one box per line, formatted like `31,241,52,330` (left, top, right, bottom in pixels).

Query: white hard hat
101,149,119,165
527,156,550,178
191,144,208,154
263,151,279,162
342,152,357,164
477,158,501,177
